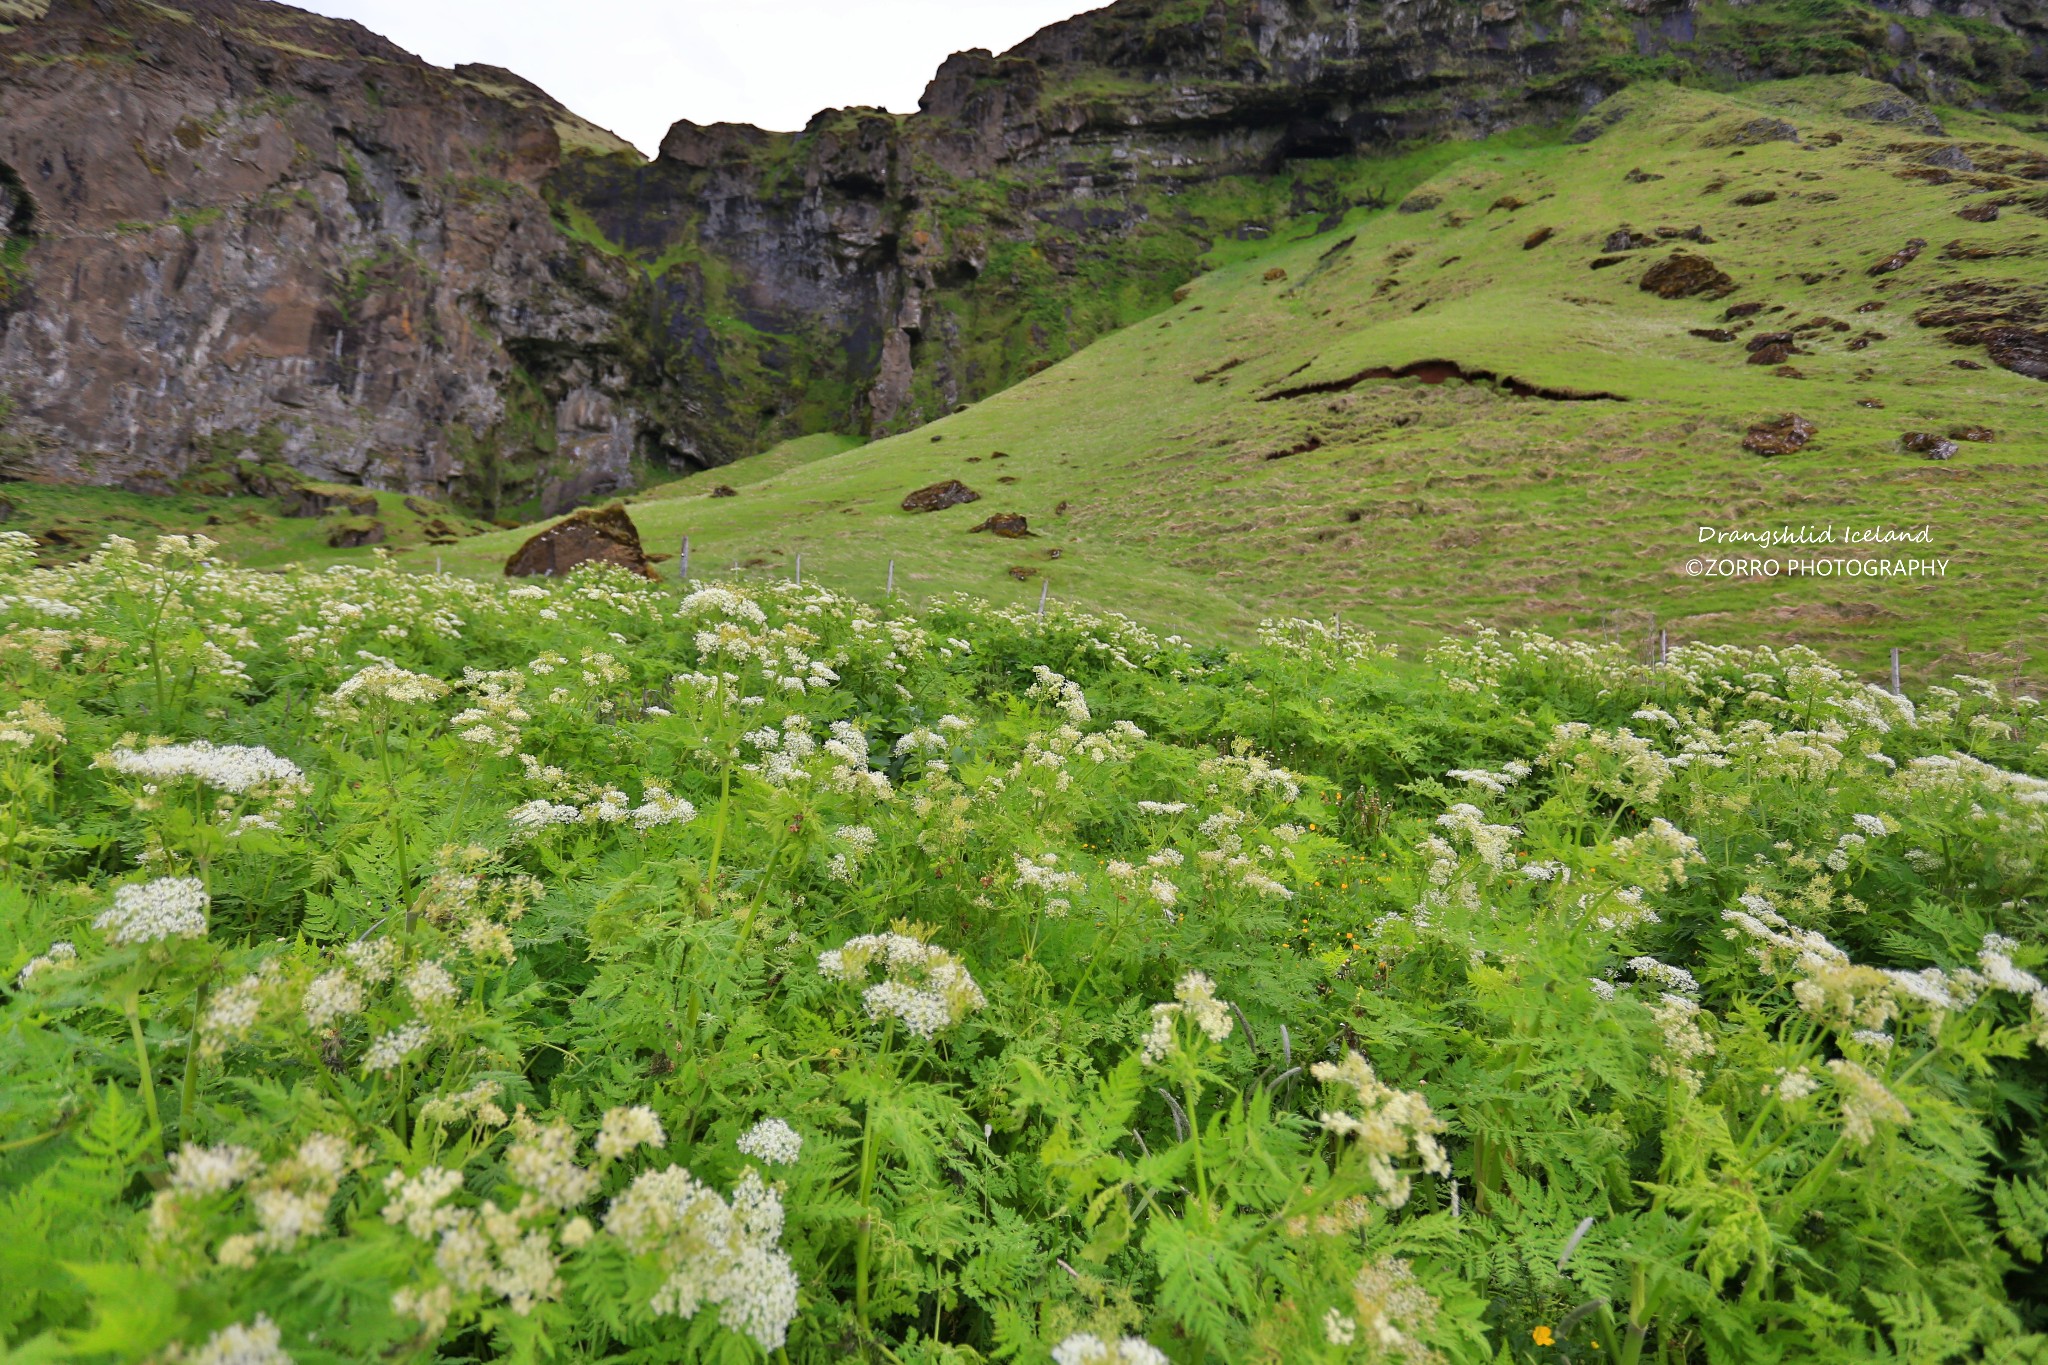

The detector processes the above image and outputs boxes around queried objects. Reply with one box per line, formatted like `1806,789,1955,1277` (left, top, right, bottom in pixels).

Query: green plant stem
855,1022,894,1327
855,1096,879,1325
706,762,733,883
178,977,209,1134
1184,1076,1208,1214
396,1058,412,1143
125,991,164,1155
377,715,415,929
1063,911,1128,1010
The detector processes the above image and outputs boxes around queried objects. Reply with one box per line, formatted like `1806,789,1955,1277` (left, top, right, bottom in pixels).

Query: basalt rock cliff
0,0,2042,512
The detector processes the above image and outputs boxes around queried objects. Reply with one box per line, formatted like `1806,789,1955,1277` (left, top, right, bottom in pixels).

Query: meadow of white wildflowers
2,530,2046,1363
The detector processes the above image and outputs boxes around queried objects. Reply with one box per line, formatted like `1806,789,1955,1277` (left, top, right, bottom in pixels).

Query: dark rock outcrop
1985,327,2048,380
1900,432,1959,460
278,486,380,519
504,503,658,579
1641,253,1737,300
1868,239,1929,276
902,480,980,512
0,0,644,511
1742,414,1816,455
968,512,1031,537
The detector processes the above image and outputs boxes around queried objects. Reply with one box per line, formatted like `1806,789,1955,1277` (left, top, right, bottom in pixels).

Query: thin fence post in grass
794,553,802,586
1659,629,1668,664
1038,579,1048,618
886,558,895,597
1891,646,1902,697
680,535,690,582
434,554,441,576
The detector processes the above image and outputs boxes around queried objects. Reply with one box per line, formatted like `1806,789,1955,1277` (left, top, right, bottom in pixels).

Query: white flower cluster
1140,971,1234,1065
1027,665,1092,725
1310,1050,1450,1207
1545,721,1675,804
506,779,695,838
826,823,880,882
735,1117,803,1166
1014,851,1085,897
15,939,76,986
1444,759,1530,795
328,661,451,712
103,741,305,794
508,1114,601,1209
450,669,532,756
1626,955,1699,998
1198,751,1303,804
169,1142,265,1196
1346,1257,1442,1365
1649,993,1716,1095
1827,1058,1911,1145
362,1020,432,1073
1771,1066,1820,1103
1050,1334,1171,1365
186,1314,292,1365
379,1159,567,1324
1608,817,1705,889
0,698,65,748
595,1105,667,1161
94,876,209,945
168,1133,365,1269
1434,804,1520,873
604,1166,800,1350
417,1079,510,1130
818,931,986,1037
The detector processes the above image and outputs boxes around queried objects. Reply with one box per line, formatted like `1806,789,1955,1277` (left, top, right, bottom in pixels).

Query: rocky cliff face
0,0,646,513
551,0,2048,462
0,0,2042,506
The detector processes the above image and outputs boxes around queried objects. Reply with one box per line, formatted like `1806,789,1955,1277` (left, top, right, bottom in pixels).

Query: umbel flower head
1312,1050,1451,1208
736,1117,803,1166
1140,971,1234,1066
94,877,209,945
818,926,985,1037
186,1314,292,1365
604,1165,800,1351
1050,1334,1170,1365
102,741,306,795
326,662,451,718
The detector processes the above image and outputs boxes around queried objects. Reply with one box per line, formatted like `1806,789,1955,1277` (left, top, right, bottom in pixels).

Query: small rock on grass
901,479,980,512
1867,239,1927,276
1742,414,1817,456
1640,252,1737,299
1901,432,1960,460
969,512,1031,538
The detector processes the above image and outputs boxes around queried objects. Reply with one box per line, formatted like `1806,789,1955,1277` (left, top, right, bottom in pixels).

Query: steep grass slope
451,79,2042,677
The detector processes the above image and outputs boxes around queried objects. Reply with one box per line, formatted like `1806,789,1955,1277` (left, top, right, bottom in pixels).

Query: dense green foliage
2,533,2045,1363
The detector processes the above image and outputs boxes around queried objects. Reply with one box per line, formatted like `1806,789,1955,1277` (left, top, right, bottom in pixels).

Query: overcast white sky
297,1,1099,154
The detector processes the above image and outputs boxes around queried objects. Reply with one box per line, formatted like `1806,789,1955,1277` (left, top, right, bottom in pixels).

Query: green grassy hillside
424,76,2048,682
